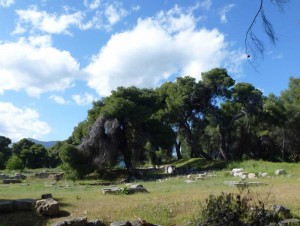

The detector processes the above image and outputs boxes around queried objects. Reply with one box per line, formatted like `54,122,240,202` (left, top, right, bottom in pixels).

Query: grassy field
0,159,300,226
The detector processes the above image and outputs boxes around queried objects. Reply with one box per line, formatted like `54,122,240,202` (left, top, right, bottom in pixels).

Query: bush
6,155,24,171
195,190,283,226
59,143,94,179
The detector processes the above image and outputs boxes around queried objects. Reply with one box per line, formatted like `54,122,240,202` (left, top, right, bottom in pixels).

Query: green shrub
6,155,24,171
59,143,94,179
195,190,283,226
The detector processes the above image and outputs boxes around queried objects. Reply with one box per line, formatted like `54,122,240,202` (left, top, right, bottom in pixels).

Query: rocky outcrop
3,179,21,184
35,198,59,216
35,172,51,178
165,165,176,174
53,217,104,226
275,169,286,176
102,184,148,195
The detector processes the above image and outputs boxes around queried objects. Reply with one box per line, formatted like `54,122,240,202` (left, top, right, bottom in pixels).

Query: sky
0,0,299,143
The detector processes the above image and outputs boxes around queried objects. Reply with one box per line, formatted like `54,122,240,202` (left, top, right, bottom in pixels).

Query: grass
0,160,300,226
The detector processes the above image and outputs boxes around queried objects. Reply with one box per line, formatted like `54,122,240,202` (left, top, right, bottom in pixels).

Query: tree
156,76,212,159
202,69,263,160
59,143,93,179
6,155,24,171
280,77,300,161
12,138,35,156
246,0,289,59
47,141,63,168
20,144,48,169
73,86,165,179
0,136,12,169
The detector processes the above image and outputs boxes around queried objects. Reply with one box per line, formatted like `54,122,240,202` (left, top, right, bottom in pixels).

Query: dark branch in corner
245,0,287,62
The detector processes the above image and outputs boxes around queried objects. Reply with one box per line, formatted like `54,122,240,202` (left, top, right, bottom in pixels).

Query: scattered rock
102,187,122,195
239,173,248,179
279,218,300,225
102,185,148,195
3,179,21,184
185,180,195,183
196,172,207,180
12,199,35,211
273,205,291,218
131,219,160,226
231,168,243,175
128,184,148,193
224,181,267,187
15,173,27,180
275,169,286,176
35,198,59,216
49,173,64,181
54,218,105,226
87,219,105,226
110,221,131,226
165,165,176,174
259,172,268,177
0,173,8,179
248,173,256,179
41,193,52,199
35,172,51,178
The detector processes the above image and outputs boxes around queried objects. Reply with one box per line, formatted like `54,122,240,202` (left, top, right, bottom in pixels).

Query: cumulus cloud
219,4,235,24
0,102,50,142
104,3,128,26
72,93,96,106
14,2,132,34
14,6,84,34
81,1,129,31
84,5,245,96
0,38,79,97
0,0,14,7
49,95,68,105
84,0,101,10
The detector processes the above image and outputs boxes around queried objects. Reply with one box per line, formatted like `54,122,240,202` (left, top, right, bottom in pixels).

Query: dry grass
0,160,300,225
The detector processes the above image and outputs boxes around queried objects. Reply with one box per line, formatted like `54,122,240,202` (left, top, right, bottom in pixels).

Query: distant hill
27,138,59,149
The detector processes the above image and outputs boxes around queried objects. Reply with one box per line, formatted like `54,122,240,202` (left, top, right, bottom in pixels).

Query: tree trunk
119,124,134,179
175,141,182,160
219,127,228,161
238,125,245,160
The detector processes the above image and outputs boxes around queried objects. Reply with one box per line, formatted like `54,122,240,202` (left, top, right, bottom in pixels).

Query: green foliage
12,138,35,156
59,143,93,179
20,144,48,169
0,136,12,169
196,191,282,225
6,155,24,171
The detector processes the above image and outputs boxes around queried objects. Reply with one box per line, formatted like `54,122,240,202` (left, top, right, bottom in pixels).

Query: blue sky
0,0,299,142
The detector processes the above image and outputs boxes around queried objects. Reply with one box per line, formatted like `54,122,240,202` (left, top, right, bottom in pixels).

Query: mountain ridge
27,138,59,149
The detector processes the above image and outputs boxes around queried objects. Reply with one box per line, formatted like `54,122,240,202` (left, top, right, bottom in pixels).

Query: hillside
27,138,59,149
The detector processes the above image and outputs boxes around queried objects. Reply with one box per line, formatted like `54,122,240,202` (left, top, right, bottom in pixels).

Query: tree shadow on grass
0,211,48,226
0,199,71,226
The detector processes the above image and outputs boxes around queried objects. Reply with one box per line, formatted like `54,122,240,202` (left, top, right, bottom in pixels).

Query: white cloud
0,102,50,142
198,0,212,10
84,5,245,96
0,0,14,7
0,38,79,97
219,4,235,24
72,93,96,106
14,6,84,34
84,0,101,10
49,95,68,105
105,3,128,26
